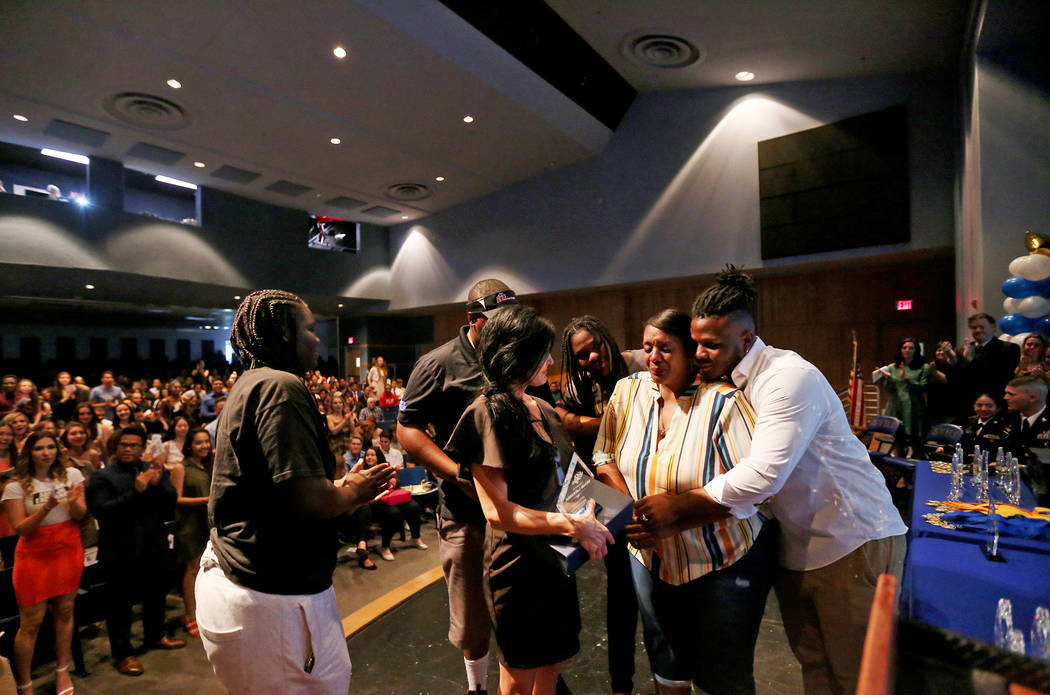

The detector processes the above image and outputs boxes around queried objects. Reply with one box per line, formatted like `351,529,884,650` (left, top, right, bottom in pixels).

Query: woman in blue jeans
593,309,778,695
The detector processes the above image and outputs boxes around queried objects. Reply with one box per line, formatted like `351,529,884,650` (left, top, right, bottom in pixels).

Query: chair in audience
921,423,964,461
862,415,902,456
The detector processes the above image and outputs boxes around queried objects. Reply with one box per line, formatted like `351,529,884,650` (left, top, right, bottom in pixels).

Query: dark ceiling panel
210,165,261,184
127,141,185,165
326,195,367,210
264,179,312,196
362,205,400,217
42,119,110,147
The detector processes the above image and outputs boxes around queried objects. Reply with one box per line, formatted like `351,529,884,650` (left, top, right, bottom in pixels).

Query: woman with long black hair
446,304,613,695
877,337,935,456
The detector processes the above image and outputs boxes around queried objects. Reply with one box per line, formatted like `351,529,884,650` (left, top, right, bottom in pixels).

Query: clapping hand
66,482,85,506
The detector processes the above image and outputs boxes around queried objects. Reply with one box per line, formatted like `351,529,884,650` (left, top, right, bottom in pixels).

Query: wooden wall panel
392,250,954,392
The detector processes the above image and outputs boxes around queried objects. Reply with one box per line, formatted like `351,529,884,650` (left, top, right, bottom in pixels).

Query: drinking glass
1007,628,1026,656
1032,606,1050,662
995,598,1013,648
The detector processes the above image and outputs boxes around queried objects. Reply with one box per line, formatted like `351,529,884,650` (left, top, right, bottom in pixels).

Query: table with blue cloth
901,459,1050,646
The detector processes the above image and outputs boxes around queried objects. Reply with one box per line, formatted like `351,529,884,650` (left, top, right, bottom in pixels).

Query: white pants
196,542,351,695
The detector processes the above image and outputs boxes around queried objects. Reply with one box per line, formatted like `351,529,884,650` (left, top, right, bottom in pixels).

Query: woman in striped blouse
593,309,778,695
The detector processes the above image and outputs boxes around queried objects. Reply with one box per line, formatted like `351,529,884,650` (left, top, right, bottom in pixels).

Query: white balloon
1009,253,1050,281
1004,297,1021,314
1009,333,1030,346
1019,295,1050,318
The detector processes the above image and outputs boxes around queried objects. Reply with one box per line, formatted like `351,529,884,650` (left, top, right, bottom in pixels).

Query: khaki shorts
438,517,490,654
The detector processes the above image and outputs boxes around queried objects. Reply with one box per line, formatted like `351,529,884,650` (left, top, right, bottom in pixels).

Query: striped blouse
593,371,764,586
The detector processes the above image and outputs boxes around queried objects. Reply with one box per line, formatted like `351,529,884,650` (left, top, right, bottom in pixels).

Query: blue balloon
1003,275,1039,298
1000,313,1035,335
1036,316,1050,336
1036,277,1050,298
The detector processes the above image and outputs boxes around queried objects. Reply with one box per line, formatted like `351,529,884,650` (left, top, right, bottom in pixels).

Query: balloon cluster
1001,254,1050,341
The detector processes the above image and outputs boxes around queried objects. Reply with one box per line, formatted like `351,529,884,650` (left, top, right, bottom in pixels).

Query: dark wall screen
758,105,909,260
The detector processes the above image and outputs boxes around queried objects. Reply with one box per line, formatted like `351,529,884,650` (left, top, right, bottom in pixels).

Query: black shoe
467,690,487,695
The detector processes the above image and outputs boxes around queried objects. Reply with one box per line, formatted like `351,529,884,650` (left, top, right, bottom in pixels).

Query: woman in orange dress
1,432,86,695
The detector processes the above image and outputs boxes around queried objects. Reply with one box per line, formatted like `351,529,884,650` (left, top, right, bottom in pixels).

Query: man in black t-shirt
196,290,394,695
398,279,519,695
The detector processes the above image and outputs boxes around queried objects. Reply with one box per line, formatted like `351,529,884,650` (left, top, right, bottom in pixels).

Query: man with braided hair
633,266,906,695
196,290,395,694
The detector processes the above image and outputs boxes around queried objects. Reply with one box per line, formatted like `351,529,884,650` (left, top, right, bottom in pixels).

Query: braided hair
230,290,306,372
691,264,757,327
560,316,628,409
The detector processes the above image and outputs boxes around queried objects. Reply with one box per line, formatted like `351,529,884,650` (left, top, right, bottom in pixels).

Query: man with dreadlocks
644,266,906,695
555,316,645,695
196,290,395,695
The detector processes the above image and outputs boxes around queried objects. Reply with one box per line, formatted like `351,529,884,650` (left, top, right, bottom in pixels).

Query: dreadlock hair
691,264,758,329
230,290,307,372
560,315,628,409
477,305,555,462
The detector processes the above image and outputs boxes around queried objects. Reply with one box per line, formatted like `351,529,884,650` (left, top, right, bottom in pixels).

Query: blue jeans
650,521,779,695
630,554,692,688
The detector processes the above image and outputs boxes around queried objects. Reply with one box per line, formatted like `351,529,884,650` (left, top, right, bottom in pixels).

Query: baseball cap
465,289,518,318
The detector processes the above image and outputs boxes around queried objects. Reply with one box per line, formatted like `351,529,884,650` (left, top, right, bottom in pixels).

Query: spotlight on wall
155,175,198,190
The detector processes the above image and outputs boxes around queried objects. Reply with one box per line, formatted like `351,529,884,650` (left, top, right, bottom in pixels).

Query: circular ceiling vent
620,32,703,69
102,92,190,130
385,183,432,201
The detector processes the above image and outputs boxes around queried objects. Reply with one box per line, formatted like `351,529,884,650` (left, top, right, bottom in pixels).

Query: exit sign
347,336,355,345
896,300,913,311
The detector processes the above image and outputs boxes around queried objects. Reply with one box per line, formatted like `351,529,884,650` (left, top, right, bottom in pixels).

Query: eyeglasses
116,442,144,449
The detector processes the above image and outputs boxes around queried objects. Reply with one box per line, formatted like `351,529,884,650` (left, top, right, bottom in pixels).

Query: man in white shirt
379,432,404,469
674,266,906,695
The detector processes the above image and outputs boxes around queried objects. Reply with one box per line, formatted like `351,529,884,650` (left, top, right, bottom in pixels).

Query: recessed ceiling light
434,176,445,182
735,71,755,82
233,295,241,300
462,115,475,124
12,114,28,122
84,284,95,290
41,148,89,165
155,174,197,190
193,161,206,168
338,303,344,308
166,78,182,89
74,195,89,207
401,215,408,219
333,46,347,59
330,137,342,145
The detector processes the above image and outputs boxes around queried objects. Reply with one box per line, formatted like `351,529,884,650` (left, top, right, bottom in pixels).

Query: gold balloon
1025,230,1050,256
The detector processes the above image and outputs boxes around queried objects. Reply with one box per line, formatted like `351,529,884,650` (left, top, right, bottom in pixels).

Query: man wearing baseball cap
398,279,517,695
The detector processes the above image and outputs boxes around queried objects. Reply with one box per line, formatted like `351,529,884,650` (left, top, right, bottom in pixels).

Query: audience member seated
111,400,137,433
959,312,1020,407
171,428,212,638
2,412,30,454
1015,332,1050,382
1,431,86,695
203,397,226,444
343,434,365,469
359,396,384,428
326,393,356,460
378,383,400,408
198,378,226,423
363,446,426,561
378,431,403,468
89,371,126,423
960,393,1007,456
0,375,19,417
1002,375,1050,500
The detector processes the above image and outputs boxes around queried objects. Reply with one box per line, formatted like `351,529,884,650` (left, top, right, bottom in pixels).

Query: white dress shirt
704,337,907,571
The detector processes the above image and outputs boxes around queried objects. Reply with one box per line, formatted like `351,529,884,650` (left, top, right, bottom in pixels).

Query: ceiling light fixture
462,115,475,124
338,303,344,308
735,71,755,82
333,46,347,59
193,161,206,168
84,284,95,290
155,174,198,190
12,114,28,122
401,215,408,219
330,137,342,145
434,176,445,182
166,78,182,89
233,295,241,300
74,195,89,207
41,148,89,165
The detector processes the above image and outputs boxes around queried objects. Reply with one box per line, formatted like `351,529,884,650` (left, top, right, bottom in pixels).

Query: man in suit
959,313,1020,407
1001,375,1049,502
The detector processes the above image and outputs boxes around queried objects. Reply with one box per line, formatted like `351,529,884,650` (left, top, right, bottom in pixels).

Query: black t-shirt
209,367,337,595
398,327,486,523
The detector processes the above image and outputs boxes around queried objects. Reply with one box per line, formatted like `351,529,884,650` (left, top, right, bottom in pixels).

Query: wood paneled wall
417,249,955,392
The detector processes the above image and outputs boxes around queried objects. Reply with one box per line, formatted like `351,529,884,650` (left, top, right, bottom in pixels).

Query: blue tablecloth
909,460,1045,553
902,536,1050,644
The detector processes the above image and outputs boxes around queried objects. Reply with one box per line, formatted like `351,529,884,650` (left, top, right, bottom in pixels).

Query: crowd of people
4,277,1036,695
875,312,1050,498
